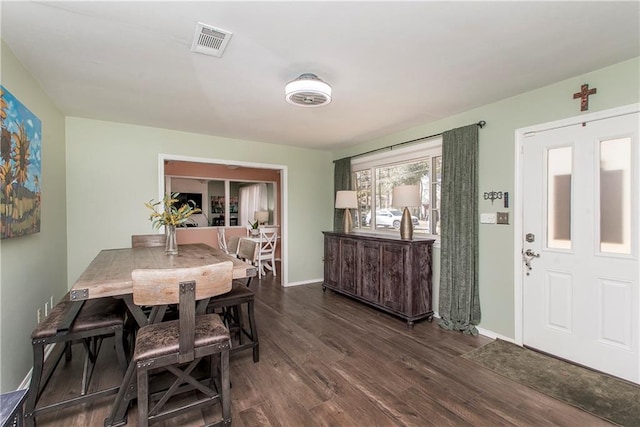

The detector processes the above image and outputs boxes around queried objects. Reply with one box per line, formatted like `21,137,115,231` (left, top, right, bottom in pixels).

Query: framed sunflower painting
0,85,42,239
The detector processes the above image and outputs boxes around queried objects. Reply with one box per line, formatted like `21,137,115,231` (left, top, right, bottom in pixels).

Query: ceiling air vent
190,22,232,58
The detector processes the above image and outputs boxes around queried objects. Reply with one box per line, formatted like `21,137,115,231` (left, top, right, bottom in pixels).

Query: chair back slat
132,234,166,248
131,262,233,306
258,228,278,256
178,281,196,362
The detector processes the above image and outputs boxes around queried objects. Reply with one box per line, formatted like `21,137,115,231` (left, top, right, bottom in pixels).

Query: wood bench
24,293,128,427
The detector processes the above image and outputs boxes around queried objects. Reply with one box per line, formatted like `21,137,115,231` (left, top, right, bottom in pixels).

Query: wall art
0,85,42,239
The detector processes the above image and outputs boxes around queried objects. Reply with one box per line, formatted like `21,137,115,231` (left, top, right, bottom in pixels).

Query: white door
522,111,639,384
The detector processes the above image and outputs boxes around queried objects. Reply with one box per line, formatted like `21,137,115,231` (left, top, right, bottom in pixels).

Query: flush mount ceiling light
285,73,332,107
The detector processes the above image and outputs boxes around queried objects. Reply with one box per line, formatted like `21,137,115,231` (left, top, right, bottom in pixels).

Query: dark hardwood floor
33,274,610,426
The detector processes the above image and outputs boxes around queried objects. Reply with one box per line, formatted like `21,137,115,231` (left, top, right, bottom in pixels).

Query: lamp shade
254,210,269,223
335,191,358,209
392,185,421,207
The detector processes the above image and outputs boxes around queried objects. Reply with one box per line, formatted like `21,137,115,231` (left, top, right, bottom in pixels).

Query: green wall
65,118,334,287
0,41,68,392
1,31,637,391
333,57,640,338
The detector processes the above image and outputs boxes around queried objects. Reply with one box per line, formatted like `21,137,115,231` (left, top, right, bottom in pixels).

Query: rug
463,339,640,426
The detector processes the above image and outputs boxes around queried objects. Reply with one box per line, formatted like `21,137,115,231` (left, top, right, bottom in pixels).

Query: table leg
121,295,148,327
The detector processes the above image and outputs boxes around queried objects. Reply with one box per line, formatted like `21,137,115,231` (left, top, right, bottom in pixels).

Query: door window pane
547,147,572,249
600,137,631,254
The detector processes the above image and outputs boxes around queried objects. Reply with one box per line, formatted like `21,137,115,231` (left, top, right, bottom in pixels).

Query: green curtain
439,124,480,336
333,157,352,231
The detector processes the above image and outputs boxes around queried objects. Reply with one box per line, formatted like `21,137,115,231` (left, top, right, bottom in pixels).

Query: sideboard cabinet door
339,238,358,295
323,234,340,289
380,243,406,313
359,240,381,303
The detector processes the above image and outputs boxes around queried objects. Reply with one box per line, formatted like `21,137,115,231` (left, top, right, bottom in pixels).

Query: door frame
513,103,640,346
157,153,289,287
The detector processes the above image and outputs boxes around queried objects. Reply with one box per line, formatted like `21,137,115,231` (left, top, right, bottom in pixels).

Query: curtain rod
335,120,486,162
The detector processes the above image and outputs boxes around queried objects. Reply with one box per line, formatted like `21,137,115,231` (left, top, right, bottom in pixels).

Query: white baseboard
431,313,516,344
476,326,517,344
18,343,56,390
284,278,323,287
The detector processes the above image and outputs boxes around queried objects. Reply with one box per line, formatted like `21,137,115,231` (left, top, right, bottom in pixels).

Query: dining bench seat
25,293,128,427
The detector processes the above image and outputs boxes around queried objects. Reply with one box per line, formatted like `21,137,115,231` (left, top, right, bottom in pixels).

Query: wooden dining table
68,243,255,426
70,242,256,327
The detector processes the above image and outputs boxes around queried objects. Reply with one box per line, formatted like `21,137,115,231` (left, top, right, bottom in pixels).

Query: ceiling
2,1,639,151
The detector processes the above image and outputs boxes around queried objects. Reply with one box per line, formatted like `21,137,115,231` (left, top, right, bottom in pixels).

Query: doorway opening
158,153,288,287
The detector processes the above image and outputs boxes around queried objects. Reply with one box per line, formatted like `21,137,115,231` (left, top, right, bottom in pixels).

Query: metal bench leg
24,343,44,427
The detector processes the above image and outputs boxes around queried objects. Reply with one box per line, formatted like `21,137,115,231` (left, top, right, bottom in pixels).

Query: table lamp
392,185,420,239
335,190,358,234
254,210,269,225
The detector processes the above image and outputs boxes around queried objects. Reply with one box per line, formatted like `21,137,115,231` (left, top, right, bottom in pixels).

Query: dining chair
235,239,257,287
131,262,233,427
25,294,128,427
256,227,278,279
131,234,166,248
206,283,259,363
216,227,228,253
235,238,254,261
227,236,240,257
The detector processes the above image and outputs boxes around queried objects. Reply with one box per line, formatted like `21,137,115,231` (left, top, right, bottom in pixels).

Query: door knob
523,249,539,276
524,249,540,258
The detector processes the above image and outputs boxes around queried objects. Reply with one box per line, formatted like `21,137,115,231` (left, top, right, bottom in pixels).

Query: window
352,138,442,236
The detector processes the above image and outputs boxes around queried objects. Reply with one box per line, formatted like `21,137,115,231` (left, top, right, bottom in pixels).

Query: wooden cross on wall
573,83,597,111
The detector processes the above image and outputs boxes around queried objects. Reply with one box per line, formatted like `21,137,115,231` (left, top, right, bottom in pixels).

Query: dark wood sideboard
322,231,434,327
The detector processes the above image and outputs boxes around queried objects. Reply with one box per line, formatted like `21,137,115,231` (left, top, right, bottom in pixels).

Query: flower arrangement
145,192,201,229
248,219,260,236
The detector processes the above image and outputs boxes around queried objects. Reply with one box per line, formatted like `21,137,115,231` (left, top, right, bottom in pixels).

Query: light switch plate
497,212,509,224
480,213,496,224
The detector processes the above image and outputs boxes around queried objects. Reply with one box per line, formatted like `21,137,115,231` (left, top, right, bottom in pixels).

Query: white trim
159,154,289,287
429,313,509,343
476,326,518,344
351,136,442,170
513,103,640,347
285,278,323,287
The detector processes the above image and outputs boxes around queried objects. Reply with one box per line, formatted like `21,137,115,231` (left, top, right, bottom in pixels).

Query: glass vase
165,225,178,255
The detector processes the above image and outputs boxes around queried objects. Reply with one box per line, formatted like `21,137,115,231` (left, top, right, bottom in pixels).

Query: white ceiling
2,1,639,151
